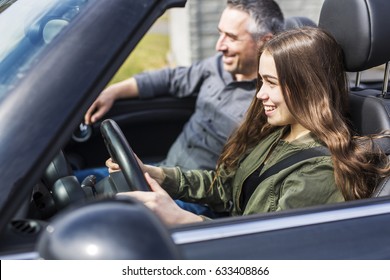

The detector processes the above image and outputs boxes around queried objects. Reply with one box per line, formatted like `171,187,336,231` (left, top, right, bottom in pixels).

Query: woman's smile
264,104,276,116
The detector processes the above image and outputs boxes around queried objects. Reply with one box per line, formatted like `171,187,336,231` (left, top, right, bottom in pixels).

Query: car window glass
0,0,88,100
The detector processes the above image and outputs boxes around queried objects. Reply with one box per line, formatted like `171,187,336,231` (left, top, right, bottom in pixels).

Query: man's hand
84,86,117,124
84,78,139,124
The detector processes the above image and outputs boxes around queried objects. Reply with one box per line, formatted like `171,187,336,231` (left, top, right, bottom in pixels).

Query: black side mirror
37,197,181,259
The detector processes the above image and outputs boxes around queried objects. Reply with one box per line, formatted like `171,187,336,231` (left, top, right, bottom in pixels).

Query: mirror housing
37,197,181,259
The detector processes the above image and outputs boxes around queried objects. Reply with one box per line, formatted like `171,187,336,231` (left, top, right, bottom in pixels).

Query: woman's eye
267,80,278,87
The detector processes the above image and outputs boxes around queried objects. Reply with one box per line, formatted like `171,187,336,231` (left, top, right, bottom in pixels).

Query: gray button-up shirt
134,54,256,170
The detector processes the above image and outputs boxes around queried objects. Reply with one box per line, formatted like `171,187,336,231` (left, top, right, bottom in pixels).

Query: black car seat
319,0,390,135
284,16,317,30
318,0,390,197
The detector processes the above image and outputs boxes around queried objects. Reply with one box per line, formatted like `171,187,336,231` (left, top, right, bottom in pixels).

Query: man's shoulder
193,53,223,68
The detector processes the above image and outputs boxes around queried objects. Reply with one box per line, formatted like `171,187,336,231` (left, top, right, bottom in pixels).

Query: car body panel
172,198,390,259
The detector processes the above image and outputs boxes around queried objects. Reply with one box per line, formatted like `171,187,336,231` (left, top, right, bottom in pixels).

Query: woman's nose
256,86,268,100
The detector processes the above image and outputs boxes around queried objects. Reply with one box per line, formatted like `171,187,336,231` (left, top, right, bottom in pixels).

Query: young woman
110,27,390,225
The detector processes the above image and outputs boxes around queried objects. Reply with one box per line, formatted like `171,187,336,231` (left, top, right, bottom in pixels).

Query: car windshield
0,0,87,100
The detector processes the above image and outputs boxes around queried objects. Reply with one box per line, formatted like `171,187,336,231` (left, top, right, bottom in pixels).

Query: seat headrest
284,16,317,30
319,0,390,72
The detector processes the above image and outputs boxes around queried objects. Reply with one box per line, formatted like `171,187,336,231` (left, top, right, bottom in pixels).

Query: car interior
318,0,390,197
284,15,317,30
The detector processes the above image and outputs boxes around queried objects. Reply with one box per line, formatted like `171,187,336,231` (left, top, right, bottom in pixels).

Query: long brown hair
215,27,390,200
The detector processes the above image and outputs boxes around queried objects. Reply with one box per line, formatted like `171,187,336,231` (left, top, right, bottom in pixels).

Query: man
84,0,284,171
82,0,284,216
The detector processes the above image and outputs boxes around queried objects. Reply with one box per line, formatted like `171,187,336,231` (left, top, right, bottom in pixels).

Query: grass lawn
108,33,170,85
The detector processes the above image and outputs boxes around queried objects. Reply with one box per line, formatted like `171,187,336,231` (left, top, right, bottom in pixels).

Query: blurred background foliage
108,16,169,86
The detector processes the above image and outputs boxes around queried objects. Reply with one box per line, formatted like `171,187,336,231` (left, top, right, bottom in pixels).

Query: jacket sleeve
134,59,209,99
276,158,345,211
161,167,234,213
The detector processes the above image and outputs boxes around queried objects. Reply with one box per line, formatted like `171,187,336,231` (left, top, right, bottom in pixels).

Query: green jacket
161,127,344,216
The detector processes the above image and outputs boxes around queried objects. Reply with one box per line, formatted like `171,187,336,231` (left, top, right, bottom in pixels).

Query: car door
64,96,196,170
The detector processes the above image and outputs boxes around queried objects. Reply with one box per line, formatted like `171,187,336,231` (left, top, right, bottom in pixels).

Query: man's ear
260,32,273,43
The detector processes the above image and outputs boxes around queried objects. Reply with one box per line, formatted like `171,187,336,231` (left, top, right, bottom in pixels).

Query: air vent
10,220,41,235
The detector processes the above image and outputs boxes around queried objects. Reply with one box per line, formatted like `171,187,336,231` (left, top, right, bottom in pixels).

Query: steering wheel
100,119,151,191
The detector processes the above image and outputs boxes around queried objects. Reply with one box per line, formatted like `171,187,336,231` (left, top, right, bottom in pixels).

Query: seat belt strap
243,146,331,210
257,146,331,183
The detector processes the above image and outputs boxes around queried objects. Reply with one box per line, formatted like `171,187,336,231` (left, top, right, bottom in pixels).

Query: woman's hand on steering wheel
106,158,120,173
106,156,165,185
117,173,203,225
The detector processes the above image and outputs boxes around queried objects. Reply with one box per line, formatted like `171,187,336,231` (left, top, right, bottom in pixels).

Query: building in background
169,0,324,66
